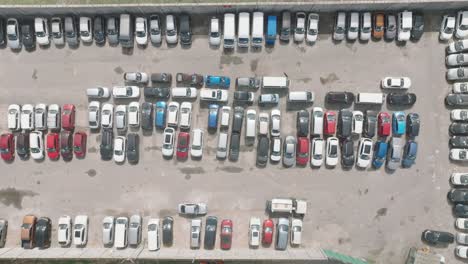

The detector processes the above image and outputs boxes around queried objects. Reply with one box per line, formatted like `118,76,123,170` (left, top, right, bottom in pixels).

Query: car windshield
148,224,157,231
167,29,176,36
31,147,40,153
461,24,468,30
222,226,231,233
461,150,467,159
355,115,363,121
456,41,465,51
151,28,160,35
458,54,466,63
59,224,68,229
444,25,454,34
308,28,317,35
328,114,335,121
80,30,89,37
330,144,337,156
137,30,145,37
0,148,9,153
103,223,111,229
397,115,405,121
130,222,139,228
210,31,219,38
459,68,466,77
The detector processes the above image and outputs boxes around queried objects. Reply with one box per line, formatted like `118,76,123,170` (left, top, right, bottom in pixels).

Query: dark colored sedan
446,93,468,106
151,73,172,85
454,204,468,217
144,87,170,99
422,229,454,245
21,24,35,49
127,133,139,164
387,93,417,106
204,216,218,249
229,132,241,161
448,189,468,203
325,92,354,105
176,132,190,160
94,16,106,45
175,73,204,87
451,136,468,148
296,110,310,137
234,91,254,102
411,13,424,40
256,136,269,167
450,122,468,135
364,110,377,138
16,132,29,160
60,131,73,161
141,102,153,130
35,217,51,249
232,107,244,134
406,113,420,137
100,130,114,160
162,216,174,246
341,138,354,168
402,140,417,168
338,109,352,138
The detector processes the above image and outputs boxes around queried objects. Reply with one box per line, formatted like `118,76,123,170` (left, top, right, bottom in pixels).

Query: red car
61,104,76,131
220,219,233,250
176,132,190,160
296,137,309,166
324,111,336,135
46,133,60,160
73,132,87,158
0,133,14,161
262,219,274,245
378,112,391,136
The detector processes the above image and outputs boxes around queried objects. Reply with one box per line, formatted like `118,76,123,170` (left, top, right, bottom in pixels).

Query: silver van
64,17,78,46
107,17,119,45
280,11,291,41
276,218,289,250
287,91,314,103
237,77,260,89
119,14,133,48
216,132,228,160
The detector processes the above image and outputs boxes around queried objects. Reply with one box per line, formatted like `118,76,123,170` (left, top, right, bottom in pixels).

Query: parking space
0,13,457,263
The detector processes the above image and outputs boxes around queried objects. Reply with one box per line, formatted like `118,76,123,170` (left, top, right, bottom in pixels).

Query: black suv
204,216,218,249
141,102,153,130
256,136,269,167
162,217,174,246
325,92,354,104
387,92,417,106
421,229,454,245
364,110,377,138
406,113,420,137
144,87,170,98
338,109,352,138
21,24,35,49
127,133,139,164
35,217,51,249
229,133,241,161
411,13,424,41
94,16,106,45
180,14,191,45
232,107,244,134
341,138,354,168
100,130,114,160
296,110,310,137
17,132,30,159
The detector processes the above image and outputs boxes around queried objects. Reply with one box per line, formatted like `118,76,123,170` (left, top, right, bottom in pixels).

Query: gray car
385,14,396,40
65,17,78,46
386,137,403,170
276,218,289,250
283,136,296,167
0,219,7,248
236,77,260,89
128,215,142,247
232,106,244,134
259,94,280,105
107,17,119,45
338,109,353,138
256,136,269,167
229,132,241,161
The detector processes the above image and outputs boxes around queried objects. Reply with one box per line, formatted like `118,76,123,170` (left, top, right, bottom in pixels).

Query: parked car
126,134,139,164
115,217,128,249
61,104,75,131
406,113,420,137
294,12,306,42
258,113,269,136
296,110,310,137
262,219,274,245
30,131,44,160
35,17,50,45
162,127,175,158
338,109,352,138
447,40,468,54
447,67,468,81
347,12,359,40
144,87,170,99
234,91,254,102
167,102,179,127
87,87,110,99
100,130,114,160
451,148,468,161
290,218,303,246
454,82,468,93
21,215,37,249
270,110,281,137
46,133,60,160
324,111,337,135
21,24,35,49
325,92,354,105
151,73,172,85
356,138,373,168
7,104,20,131
452,173,468,186
270,137,282,162
220,219,233,250
326,137,339,167
21,104,34,130
0,133,14,161
205,75,231,89
124,72,148,84
204,216,217,249
283,136,296,167
296,137,309,166
387,92,417,106
141,102,153,130
422,230,454,245
47,104,61,131
340,138,354,168
451,136,468,148
200,89,229,102
451,122,468,135
333,12,346,41
16,133,30,160
209,17,221,46
113,86,140,98
447,93,468,106
150,15,162,45
190,219,201,249
373,13,385,39
259,94,280,105
257,136,269,167
352,111,364,135
162,216,174,246
73,215,89,246
101,103,113,129
115,105,127,133
440,15,456,41
220,106,230,128
207,104,219,130
385,14,397,40
363,110,377,138
191,129,204,158
178,203,207,216
147,218,159,251
101,216,114,247
448,188,468,204
34,104,47,130
378,112,391,136
35,217,51,249
7,18,21,49
455,204,468,217
392,112,406,136
386,137,403,170
113,136,126,163
237,77,260,90
229,133,241,161
128,215,142,247
180,14,191,45
276,218,289,250
381,77,411,89
155,102,167,129
175,73,204,87
79,17,92,43
179,102,192,129
106,17,118,45
135,17,148,46
93,16,105,45
0,219,6,248
360,12,372,41
310,138,324,167
457,11,468,39
57,215,71,247
306,13,319,43
456,246,468,259
172,87,197,99
411,13,424,40
372,141,388,169
176,132,190,159
166,14,178,44
249,217,261,247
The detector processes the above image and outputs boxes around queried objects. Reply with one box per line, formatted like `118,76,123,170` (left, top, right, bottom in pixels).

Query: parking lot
0,13,458,263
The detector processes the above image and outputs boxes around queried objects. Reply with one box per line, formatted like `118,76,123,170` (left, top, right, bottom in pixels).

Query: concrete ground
0,13,458,263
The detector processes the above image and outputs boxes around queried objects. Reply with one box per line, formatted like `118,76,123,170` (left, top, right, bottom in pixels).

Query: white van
397,11,412,41
252,12,264,47
261,76,290,89
355,93,384,105
216,132,229,159
269,198,294,213
171,87,197,98
115,217,128,249
287,91,314,103
245,109,257,139
224,13,235,49
238,12,250,48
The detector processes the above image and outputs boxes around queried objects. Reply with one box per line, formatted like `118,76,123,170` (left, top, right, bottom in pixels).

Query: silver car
190,219,202,249
0,219,7,248
283,136,296,167
276,218,289,250
178,203,207,216
447,67,468,81
447,54,468,67
102,216,115,246
150,15,162,44
128,215,142,247
386,137,403,170
385,14,397,40
107,17,119,45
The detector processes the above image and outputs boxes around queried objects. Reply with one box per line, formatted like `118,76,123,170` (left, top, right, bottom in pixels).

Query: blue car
392,112,406,136
155,101,167,129
208,104,219,129
205,75,231,89
402,141,418,168
372,141,388,169
266,15,277,46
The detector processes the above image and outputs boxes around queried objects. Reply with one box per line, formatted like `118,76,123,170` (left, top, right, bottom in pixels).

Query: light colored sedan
220,106,230,128
352,111,364,135
458,233,468,245
113,136,126,163
456,11,468,39
128,215,142,247
21,104,34,130
88,101,100,129
124,72,148,84
57,215,72,247
452,109,468,121
167,102,179,127
306,13,319,43
29,131,44,160
456,218,468,230
283,136,296,167
190,219,202,249
347,12,359,40
356,138,373,168
7,104,20,131
34,103,47,130
178,203,207,215
191,129,204,158
135,17,148,46
290,218,303,246
101,103,113,129
162,127,175,158
447,54,468,67
112,86,140,98
447,39,468,54
326,137,339,167
47,104,61,130
451,173,468,186
115,105,127,132
209,17,221,46
73,215,89,246
311,138,324,167
294,12,306,42
179,102,192,129
150,15,162,44
454,82,468,93
270,137,282,162
440,15,455,41
200,89,228,102
258,112,269,136
381,77,411,89
147,218,160,251
270,109,281,137
447,67,468,81
451,148,468,161
102,216,115,246
128,102,140,128
249,217,261,247
456,245,468,259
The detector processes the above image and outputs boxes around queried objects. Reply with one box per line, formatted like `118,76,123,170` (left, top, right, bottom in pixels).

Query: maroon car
73,132,87,158
0,133,14,161
61,104,76,131
60,131,73,161
176,132,190,160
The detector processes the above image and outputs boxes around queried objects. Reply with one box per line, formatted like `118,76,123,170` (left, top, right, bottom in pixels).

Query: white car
452,109,468,121
178,202,207,215
115,105,127,132
102,216,115,246
21,104,34,130
258,113,269,136
172,87,197,99
326,137,339,167
112,86,140,98
270,137,282,162
191,129,204,158
57,215,72,247
162,127,175,158
352,111,364,135
124,72,149,84
29,131,44,160
312,107,324,136
7,104,20,131
128,102,140,128
167,102,179,127
447,67,468,81
451,173,468,186
216,132,229,160
447,54,468,67
456,218,468,230
456,246,468,259
47,104,61,130
34,103,47,130
113,136,126,163
79,17,92,43
360,12,371,41
347,12,359,40
249,217,261,247
6,18,20,49
440,15,456,41
190,219,201,249
135,17,148,45
458,233,468,245
454,82,468,93
115,217,128,249
209,17,221,46
311,138,324,167
356,138,373,168
165,14,178,44
306,13,319,43
86,87,110,98
456,11,468,39
294,12,306,42
101,103,114,129
290,218,303,246
73,215,89,246
179,102,192,129
245,109,257,139
35,17,50,46
270,109,281,137
150,15,162,45
451,148,468,161
397,11,412,42
51,17,64,45
447,40,468,54
220,106,230,128
381,77,411,89
333,12,346,41
200,89,228,102
147,218,160,251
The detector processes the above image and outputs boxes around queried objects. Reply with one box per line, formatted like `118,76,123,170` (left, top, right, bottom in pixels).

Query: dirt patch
88,147,97,153
32,69,38,80
85,169,97,177
179,167,205,179
297,77,312,83
144,146,161,152
250,59,259,72
159,209,177,217
216,166,243,173
220,55,244,66
320,73,339,85
375,208,388,219
0,188,38,209
114,66,124,74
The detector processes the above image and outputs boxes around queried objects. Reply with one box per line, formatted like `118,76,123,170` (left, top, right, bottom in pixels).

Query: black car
144,87,170,99
100,130,114,160
35,217,51,249
21,24,35,49
450,136,468,148
296,110,310,137
256,136,269,167
232,107,244,134
364,110,377,138
141,102,153,131
406,113,420,137
17,132,30,159
338,109,352,138
454,203,468,217
411,13,424,41
229,132,241,161
448,189,468,203
162,216,173,246
0,19,4,46
204,216,218,249
341,138,354,168
421,229,454,245
60,131,73,161
446,93,468,106
94,16,106,45
180,14,191,45
234,91,254,102
450,122,468,135
151,73,172,85
387,93,417,106
325,92,354,105
126,133,139,164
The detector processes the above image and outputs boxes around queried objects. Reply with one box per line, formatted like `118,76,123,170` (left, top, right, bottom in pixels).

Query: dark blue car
208,104,219,129
205,75,231,89
402,141,417,168
372,141,388,169
155,101,167,129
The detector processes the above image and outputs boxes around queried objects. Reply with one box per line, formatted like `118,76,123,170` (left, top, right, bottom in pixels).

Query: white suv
35,17,50,46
